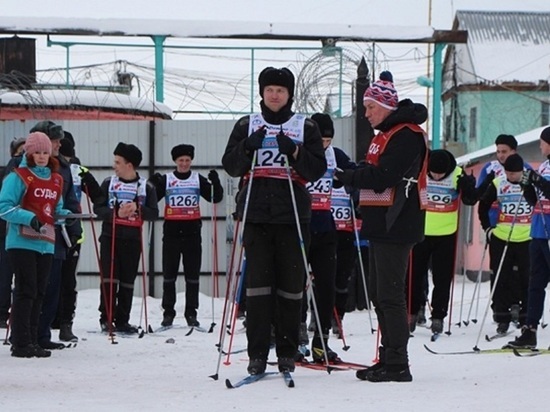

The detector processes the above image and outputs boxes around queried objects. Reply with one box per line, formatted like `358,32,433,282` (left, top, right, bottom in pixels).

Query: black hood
375,99,428,132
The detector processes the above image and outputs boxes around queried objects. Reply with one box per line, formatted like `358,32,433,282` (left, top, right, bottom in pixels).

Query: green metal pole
250,49,255,113
431,42,444,149
152,35,166,103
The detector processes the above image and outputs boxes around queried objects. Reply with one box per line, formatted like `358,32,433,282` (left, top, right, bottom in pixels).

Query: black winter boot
507,326,537,349
277,357,295,372
247,358,267,375
312,335,339,363
365,364,413,383
59,322,79,342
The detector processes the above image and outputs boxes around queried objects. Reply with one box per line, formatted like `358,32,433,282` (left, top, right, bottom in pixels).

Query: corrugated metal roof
456,10,550,45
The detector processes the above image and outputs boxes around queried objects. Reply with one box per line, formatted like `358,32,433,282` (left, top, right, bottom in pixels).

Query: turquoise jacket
0,158,70,255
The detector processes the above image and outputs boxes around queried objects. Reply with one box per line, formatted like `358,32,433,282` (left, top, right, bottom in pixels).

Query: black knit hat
311,113,335,138
429,149,451,174
171,144,195,160
495,134,517,150
504,153,524,172
59,137,75,158
114,142,142,168
541,127,550,144
30,120,64,141
258,67,295,98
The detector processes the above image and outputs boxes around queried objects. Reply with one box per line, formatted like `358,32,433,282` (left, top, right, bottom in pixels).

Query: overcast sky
4,0,548,28
3,0,549,120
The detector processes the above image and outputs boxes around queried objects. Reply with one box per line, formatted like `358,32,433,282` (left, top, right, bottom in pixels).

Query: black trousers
243,223,309,360
98,237,141,326
334,231,357,318
161,232,202,318
489,237,530,324
8,249,52,348
409,233,457,320
345,246,370,312
56,244,81,325
301,230,337,335
369,241,412,366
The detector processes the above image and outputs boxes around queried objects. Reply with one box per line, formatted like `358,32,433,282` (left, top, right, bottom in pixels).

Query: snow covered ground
2,278,549,412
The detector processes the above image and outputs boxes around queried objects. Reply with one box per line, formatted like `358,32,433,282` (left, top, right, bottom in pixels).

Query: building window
469,107,477,141
445,115,452,141
542,101,549,126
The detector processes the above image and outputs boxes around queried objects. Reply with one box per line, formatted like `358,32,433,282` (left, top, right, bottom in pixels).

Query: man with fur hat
222,66,326,375
408,149,477,337
335,71,428,382
507,127,550,349
93,142,158,334
2,120,82,350
479,153,532,336
149,144,223,328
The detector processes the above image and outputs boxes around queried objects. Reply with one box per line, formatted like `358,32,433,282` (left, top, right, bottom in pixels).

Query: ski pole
463,242,488,326
210,151,257,380
350,197,375,333
137,218,150,337
456,204,472,327
283,153,332,372
473,194,524,350
84,186,117,344
209,183,218,334
223,255,247,365
332,307,350,351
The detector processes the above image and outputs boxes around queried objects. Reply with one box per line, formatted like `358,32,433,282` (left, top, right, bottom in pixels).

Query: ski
512,348,550,357
423,344,516,355
282,371,295,388
485,331,513,342
225,371,278,389
431,333,441,342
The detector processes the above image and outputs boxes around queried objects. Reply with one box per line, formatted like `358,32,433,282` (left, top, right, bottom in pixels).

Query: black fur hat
540,126,550,144
171,144,195,160
30,120,64,140
311,113,334,138
114,142,142,168
258,67,295,98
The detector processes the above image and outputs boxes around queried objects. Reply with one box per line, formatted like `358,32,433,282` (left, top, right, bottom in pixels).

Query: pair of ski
225,371,294,389
424,344,550,356
153,324,208,336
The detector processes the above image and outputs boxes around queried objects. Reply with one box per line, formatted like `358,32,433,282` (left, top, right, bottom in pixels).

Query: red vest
15,167,63,243
359,123,428,208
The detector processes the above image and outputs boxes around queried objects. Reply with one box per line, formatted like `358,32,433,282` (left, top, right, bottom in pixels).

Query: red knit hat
24,132,52,155
363,71,398,110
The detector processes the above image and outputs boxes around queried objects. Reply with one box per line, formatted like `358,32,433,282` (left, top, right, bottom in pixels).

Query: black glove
149,172,164,188
478,171,495,194
244,127,266,152
208,169,220,183
30,217,43,233
276,131,297,156
457,172,476,192
485,227,494,243
521,169,542,188
79,170,102,201
334,168,354,185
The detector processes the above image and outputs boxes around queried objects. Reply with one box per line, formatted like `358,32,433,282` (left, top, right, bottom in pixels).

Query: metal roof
455,10,550,45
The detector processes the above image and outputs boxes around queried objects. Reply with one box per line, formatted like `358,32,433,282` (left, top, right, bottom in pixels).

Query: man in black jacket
94,143,158,334
222,66,326,375
149,144,223,328
336,71,428,382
